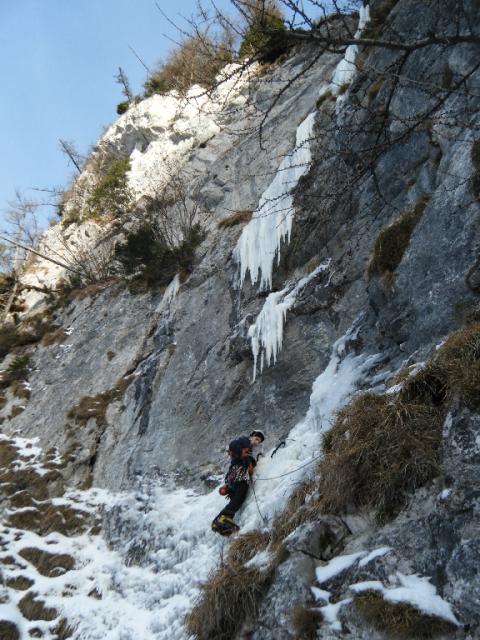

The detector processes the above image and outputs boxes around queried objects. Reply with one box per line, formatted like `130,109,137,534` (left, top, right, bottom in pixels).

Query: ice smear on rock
234,111,317,290
330,5,371,95
248,261,330,380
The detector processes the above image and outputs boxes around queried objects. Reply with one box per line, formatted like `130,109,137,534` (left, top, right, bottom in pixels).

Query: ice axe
271,440,286,458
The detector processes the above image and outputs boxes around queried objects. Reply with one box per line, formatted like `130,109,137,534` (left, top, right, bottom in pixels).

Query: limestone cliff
0,1,479,639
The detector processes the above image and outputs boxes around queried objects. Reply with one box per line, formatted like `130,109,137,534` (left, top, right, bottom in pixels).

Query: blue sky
0,0,231,228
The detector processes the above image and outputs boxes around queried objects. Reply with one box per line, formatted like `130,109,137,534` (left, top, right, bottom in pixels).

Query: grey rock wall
1,0,479,637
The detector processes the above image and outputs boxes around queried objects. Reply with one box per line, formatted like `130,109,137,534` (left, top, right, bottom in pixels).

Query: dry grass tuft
53,619,74,639
227,530,270,566
41,326,67,346
0,621,20,640
318,392,443,522
185,564,272,640
7,502,92,537
434,321,480,409
218,210,253,229
0,467,63,500
19,547,75,577
67,374,134,426
6,575,34,591
9,405,25,418
397,364,448,407
353,590,457,638
290,603,323,640
0,439,19,467
368,195,430,279
18,592,58,621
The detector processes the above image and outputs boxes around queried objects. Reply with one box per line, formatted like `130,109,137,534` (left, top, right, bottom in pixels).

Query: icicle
234,111,317,291
248,262,330,380
330,4,371,95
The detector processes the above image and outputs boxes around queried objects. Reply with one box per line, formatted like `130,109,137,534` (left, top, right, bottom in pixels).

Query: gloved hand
240,454,256,468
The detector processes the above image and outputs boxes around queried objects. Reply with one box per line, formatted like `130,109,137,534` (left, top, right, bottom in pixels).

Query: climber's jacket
225,436,257,485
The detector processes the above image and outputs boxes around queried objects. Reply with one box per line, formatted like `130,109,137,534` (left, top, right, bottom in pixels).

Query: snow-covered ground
0,323,381,639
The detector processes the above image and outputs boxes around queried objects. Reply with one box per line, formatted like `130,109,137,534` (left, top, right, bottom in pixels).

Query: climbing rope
251,480,269,526
253,453,323,481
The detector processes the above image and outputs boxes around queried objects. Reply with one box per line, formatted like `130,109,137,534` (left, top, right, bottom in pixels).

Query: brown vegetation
7,502,92,537
0,439,19,467
144,32,233,97
67,374,134,426
227,529,270,566
434,321,480,409
353,590,457,638
218,210,253,228
290,603,323,640
9,405,25,418
6,575,34,590
318,392,443,521
368,195,430,279
18,592,58,621
0,467,63,500
19,547,75,577
0,621,20,640
185,564,273,640
41,326,67,346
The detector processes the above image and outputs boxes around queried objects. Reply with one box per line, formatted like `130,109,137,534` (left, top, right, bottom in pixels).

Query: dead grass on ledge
353,590,458,638
185,564,273,640
218,210,253,228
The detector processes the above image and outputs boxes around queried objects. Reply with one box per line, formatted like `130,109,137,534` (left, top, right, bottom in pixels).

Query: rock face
1,0,479,638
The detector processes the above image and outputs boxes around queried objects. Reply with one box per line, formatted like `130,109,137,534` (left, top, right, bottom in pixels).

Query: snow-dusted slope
0,324,379,639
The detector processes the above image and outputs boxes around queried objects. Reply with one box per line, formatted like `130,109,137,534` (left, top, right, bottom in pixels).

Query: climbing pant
216,481,249,519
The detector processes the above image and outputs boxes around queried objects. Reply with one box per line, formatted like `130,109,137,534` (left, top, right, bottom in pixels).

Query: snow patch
311,586,331,602
358,546,392,567
315,551,367,584
350,573,460,626
320,598,352,631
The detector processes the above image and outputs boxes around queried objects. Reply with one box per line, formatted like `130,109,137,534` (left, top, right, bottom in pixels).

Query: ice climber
211,430,265,536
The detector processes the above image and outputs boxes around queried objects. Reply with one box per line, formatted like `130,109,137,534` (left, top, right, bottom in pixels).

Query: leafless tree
59,139,85,174
132,159,203,249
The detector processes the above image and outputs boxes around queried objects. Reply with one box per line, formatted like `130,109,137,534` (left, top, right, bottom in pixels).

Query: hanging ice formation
330,4,371,95
249,261,331,381
234,111,317,291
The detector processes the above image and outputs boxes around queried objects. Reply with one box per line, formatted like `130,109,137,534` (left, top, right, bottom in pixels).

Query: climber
211,430,265,536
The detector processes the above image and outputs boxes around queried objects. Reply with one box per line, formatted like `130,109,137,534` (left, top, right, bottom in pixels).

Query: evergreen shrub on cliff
144,33,233,97
238,0,287,63
87,158,131,219
115,222,204,292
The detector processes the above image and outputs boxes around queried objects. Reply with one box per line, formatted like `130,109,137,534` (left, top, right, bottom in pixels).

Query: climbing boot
211,515,240,536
